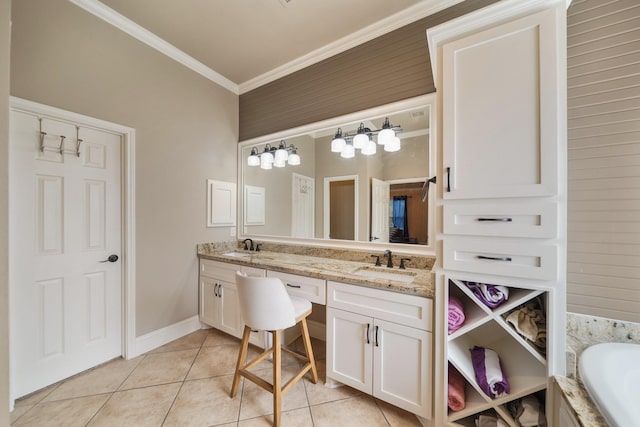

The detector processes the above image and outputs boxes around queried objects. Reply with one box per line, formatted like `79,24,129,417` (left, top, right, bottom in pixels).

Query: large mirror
238,94,435,253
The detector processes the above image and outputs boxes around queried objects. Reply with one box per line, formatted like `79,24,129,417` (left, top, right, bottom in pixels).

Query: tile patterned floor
10,329,423,426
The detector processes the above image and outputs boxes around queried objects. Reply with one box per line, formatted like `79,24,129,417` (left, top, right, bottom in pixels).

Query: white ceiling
76,0,460,93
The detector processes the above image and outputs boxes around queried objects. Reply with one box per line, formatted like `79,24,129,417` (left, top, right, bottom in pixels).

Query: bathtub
579,342,640,427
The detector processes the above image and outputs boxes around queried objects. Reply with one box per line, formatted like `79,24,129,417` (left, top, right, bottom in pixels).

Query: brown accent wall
239,0,498,141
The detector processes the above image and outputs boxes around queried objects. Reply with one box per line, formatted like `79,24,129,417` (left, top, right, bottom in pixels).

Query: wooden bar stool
231,271,318,426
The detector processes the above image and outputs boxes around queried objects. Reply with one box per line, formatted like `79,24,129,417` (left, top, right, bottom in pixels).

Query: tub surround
554,313,640,426
197,241,435,298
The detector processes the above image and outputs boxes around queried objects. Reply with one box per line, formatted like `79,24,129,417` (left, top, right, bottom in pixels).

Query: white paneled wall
567,0,640,322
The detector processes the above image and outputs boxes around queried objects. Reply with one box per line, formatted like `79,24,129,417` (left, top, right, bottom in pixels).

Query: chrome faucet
383,250,393,268
242,238,254,251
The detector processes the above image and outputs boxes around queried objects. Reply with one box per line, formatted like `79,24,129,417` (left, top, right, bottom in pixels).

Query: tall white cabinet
428,0,567,425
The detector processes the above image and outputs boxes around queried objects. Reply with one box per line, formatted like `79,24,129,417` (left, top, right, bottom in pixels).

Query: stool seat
290,295,312,319
231,271,318,427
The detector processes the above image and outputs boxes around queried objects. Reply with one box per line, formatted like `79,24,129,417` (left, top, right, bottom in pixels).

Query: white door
291,173,314,238
10,111,122,399
326,307,372,393
373,319,431,418
217,280,243,337
370,178,390,242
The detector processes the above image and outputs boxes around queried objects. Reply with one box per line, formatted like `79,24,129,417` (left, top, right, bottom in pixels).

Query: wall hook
75,126,82,157
58,135,66,154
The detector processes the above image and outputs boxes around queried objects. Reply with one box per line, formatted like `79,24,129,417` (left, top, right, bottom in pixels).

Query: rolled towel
447,364,466,411
466,282,509,308
515,396,547,427
475,415,510,427
448,296,466,334
505,306,543,342
470,346,510,398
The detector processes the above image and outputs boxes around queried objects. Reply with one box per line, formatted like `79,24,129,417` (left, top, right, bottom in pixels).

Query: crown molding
427,0,569,88
238,0,465,94
68,0,239,94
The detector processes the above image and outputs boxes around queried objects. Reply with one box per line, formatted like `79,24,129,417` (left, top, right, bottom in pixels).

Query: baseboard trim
130,315,202,358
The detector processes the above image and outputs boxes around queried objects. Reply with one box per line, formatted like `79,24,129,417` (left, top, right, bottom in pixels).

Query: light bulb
288,152,300,165
331,137,346,153
361,140,377,155
377,128,395,146
384,136,401,152
353,133,369,149
340,143,355,158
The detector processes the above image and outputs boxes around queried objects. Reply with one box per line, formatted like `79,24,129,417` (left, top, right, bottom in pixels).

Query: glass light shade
288,152,300,165
260,151,274,168
340,144,355,158
273,158,286,168
331,137,346,153
275,148,288,163
353,133,369,149
361,140,377,155
247,155,260,166
377,128,395,146
384,136,401,152
260,159,273,169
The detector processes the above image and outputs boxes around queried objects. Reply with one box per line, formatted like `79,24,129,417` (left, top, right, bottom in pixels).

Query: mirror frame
237,93,437,256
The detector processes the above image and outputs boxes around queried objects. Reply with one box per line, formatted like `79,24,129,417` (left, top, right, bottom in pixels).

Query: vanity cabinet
326,281,432,418
199,259,265,345
429,0,567,425
446,277,551,425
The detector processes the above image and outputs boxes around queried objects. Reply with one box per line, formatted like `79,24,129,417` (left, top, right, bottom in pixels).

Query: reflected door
10,111,122,399
371,178,390,243
292,173,314,238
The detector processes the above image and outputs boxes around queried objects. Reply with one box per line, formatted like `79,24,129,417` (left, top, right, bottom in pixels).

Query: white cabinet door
373,319,431,418
442,8,560,199
217,280,243,337
200,276,218,327
326,307,372,394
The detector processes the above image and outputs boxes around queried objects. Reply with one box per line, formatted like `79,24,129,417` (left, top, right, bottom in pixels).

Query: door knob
100,254,119,263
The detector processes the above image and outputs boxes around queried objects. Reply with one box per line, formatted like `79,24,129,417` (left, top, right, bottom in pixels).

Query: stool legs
300,317,318,384
272,330,282,427
230,325,251,398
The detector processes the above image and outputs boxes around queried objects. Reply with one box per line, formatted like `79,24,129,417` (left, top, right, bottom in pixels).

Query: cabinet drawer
267,271,326,305
327,281,431,331
443,237,557,280
443,201,557,238
200,259,265,281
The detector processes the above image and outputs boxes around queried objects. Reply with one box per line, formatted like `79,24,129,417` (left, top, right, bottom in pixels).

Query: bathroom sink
353,267,416,283
222,251,251,258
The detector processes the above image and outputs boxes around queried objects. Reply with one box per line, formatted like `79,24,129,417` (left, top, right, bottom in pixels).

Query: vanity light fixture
247,141,301,170
330,117,401,158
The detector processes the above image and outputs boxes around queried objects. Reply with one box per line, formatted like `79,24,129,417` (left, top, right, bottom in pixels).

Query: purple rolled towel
470,346,510,398
448,296,466,334
466,282,509,309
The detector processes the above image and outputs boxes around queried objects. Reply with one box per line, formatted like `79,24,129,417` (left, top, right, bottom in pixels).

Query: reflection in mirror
240,95,434,250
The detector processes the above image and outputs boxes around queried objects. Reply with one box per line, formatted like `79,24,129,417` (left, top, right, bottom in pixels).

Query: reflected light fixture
330,117,401,158
247,140,301,170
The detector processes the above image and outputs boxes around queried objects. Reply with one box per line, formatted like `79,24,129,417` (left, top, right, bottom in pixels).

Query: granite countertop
554,376,608,427
198,247,435,298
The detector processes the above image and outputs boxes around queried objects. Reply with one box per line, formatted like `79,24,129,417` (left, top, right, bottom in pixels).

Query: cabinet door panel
200,276,217,327
326,307,372,393
442,8,559,199
218,281,243,338
373,319,431,418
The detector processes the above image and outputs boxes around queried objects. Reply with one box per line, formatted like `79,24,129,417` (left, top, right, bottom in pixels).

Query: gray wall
10,0,239,336
566,0,640,323
1,0,10,423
